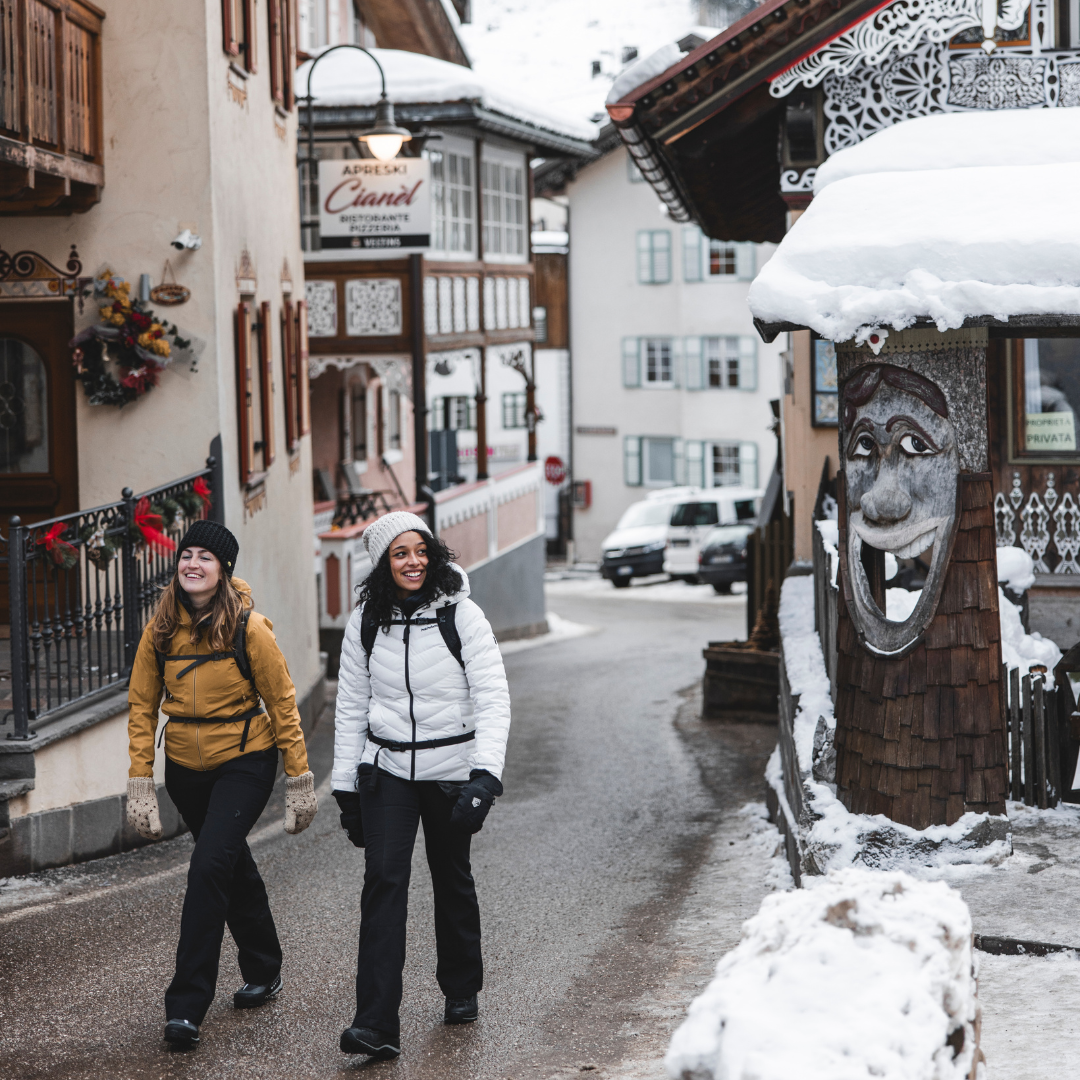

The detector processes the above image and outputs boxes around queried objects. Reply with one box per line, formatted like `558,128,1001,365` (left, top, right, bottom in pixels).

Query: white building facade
552,144,782,561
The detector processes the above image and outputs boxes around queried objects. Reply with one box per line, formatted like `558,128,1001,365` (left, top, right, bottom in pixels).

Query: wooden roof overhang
302,101,598,158
606,0,891,242
753,315,1080,344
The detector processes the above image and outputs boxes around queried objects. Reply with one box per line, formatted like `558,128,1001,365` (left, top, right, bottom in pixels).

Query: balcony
0,0,104,215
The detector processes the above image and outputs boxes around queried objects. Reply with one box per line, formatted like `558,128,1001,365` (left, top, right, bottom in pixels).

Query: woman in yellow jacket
125,519,318,1048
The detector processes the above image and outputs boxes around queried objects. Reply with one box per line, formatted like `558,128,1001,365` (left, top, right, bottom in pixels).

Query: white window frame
685,336,759,391
481,145,528,264
682,228,758,282
708,440,758,488
426,134,477,261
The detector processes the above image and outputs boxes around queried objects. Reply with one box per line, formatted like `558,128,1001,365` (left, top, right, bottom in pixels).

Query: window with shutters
623,436,683,487
235,300,273,484
431,149,476,255
644,339,673,385
681,228,756,282
482,150,526,260
708,241,737,276
388,389,401,451
637,231,671,284
431,395,476,432
281,299,299,452
502,391,528,429
223,0,256,72
268,0,296,109
711,442,758,488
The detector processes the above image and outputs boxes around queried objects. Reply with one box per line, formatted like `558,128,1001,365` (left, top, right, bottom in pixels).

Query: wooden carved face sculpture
842,364,960,656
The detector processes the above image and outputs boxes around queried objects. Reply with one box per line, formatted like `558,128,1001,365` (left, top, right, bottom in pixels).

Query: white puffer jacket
332,568,511,789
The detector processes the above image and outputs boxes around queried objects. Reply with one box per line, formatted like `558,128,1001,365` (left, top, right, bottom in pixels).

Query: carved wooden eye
899,433,934,456
852,434,876,457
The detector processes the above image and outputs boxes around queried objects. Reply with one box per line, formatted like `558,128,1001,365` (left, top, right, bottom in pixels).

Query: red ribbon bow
37,523,77,568
193,477,212,514
134,498,176,554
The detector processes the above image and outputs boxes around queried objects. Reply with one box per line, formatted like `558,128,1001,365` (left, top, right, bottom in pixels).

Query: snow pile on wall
813,108,1080,192
747,110,1080,344
299,47,597,141
776,576,1011,872
996,545,1036,593
665,868,980,1080
999,588,1061,674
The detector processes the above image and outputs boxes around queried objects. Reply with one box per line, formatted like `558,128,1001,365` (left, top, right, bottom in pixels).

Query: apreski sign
318,158,431,251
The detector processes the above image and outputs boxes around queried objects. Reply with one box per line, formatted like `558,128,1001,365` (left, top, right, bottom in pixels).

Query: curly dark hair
356,532,463,631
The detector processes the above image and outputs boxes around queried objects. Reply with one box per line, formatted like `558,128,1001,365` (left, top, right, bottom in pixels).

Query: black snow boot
163,1019,200,1046
444,995,479,1024
233,974,283,1008
340,1026,401,1059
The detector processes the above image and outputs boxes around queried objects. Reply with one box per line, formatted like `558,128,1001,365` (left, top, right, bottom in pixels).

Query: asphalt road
0,581,775,1080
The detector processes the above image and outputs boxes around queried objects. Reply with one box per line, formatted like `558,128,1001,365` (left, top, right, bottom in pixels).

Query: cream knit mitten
284,771,318,834
126,777,163,840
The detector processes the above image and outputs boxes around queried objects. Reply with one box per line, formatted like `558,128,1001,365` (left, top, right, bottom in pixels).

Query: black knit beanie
175,520,239,578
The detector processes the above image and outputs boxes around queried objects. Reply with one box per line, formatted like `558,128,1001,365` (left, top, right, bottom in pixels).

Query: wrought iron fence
3,460,216,740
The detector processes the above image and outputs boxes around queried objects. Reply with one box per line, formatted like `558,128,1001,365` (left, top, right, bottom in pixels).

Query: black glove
332,789,364,848
450,770,503,834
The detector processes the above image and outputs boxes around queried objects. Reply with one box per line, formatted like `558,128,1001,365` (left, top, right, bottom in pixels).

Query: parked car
697,523,754,593
664,488,762,582
600,491,690,587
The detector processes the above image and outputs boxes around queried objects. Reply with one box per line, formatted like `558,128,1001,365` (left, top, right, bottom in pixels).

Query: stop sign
544,456,566,484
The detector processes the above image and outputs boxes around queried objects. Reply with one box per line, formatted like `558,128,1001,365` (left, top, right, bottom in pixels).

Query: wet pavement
0,581,777,1080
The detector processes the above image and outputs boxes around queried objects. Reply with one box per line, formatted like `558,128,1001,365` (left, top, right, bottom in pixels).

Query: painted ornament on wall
69,271,192,407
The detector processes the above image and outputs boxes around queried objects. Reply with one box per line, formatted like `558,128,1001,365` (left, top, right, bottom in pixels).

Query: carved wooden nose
861,480,912,524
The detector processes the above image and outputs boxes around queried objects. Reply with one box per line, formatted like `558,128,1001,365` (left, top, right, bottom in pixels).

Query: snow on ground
665,868,979,1080
545,572,747,605
458,0,716,124
498,610,595,655
748,110,1080,344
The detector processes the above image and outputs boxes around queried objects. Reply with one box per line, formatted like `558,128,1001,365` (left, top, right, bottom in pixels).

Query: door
0,302,80,622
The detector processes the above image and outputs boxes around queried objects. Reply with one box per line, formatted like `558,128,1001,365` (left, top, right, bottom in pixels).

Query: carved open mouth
847,508,957,657
851,512,951,561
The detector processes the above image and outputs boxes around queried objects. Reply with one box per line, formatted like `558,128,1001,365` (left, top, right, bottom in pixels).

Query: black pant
355,771,482,1035
164,748,281,1024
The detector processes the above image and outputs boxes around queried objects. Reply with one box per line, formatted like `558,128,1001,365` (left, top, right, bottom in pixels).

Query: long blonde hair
150,573,250,652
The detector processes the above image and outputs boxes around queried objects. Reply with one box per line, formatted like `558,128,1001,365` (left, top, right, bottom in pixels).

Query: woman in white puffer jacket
331,511,511,1062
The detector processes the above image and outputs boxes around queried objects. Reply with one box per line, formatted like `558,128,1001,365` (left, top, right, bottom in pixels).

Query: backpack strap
437,604,465,670
234,609,253,684
158,611,255,683
360,602,379,661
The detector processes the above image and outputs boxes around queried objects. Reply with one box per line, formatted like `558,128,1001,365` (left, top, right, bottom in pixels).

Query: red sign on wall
544,456,567,485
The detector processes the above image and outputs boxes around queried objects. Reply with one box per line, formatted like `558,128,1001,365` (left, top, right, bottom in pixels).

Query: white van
663,487,762,581
600,488,699,587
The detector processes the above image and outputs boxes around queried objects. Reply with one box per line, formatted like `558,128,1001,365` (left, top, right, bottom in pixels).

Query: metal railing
3,461,216,740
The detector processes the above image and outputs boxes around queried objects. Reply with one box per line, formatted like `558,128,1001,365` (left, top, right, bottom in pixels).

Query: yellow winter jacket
127,578,310,778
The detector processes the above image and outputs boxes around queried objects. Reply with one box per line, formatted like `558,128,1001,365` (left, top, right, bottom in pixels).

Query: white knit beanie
362,511,433,566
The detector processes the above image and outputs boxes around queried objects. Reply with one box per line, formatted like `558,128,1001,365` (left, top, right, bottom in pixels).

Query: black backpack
360,602,464,669
155,609,255,685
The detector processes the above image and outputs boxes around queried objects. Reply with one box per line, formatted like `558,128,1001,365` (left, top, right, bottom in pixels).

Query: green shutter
736,243,756,281
684,337,703,390
653,230,672,284
682,226,702,282
687,440,705,488
739,441,759,488
622,338,641,387
636,231,652,284
673,437,685,486
671,337,682,388
738,335,758,391
624,436,642,486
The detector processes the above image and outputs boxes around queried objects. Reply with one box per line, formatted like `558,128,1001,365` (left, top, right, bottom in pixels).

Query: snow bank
748,110,1080,343
999,588,1061,674
299,47,597,141
996,545,1036,593
814,108,1080,193
665,868,979,1080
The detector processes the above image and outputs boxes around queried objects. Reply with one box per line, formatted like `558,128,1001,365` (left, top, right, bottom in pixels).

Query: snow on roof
299,47,597,142
748,110,1080,344
606,42,684,104
457,0,711,125
814,108,1080,192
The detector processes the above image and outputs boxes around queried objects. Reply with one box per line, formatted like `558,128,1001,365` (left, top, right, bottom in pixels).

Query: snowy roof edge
753,313,1080,344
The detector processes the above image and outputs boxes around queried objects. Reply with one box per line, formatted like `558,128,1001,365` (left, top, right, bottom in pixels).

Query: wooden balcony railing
0,0,103,215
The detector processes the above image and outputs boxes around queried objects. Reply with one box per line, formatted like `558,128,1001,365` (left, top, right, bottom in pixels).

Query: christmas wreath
36,479,212,570
69,272,192,407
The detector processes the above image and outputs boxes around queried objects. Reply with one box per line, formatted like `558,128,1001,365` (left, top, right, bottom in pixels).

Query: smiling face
177,546,221,608
845,382,959,560
389,531,429,598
